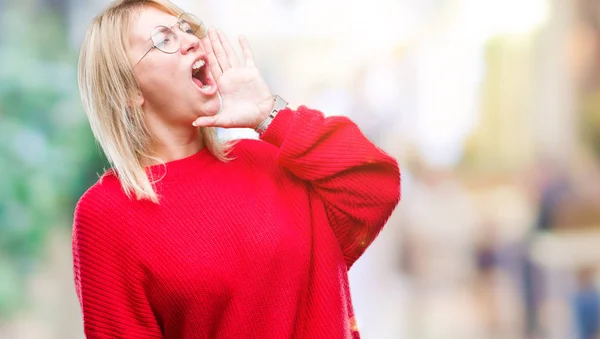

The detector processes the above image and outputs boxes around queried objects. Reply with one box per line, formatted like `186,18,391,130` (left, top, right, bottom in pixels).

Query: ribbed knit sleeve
72,186,163,338
260,106,401,267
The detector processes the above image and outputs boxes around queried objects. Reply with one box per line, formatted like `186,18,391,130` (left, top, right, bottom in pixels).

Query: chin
199,97,221,116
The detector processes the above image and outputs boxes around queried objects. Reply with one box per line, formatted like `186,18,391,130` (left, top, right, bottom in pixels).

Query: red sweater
72,106,401,339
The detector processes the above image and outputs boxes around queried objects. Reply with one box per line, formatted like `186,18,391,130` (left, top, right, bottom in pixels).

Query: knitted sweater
72,106,401,339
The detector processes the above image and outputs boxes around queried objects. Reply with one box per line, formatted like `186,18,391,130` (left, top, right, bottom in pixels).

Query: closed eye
179,21,195,35
155,37,171,49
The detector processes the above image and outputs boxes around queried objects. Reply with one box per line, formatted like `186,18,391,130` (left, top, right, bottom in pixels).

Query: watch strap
255,95,288,135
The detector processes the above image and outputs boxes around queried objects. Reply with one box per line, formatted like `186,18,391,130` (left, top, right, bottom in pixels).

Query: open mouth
191,58,217,95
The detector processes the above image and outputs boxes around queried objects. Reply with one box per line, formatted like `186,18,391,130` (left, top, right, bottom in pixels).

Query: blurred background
3,0,600,338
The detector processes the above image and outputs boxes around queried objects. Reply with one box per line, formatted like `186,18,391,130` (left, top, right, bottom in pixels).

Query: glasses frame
135,12,207,66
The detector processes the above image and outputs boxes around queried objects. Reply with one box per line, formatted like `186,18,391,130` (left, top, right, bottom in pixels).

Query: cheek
139,65,179,95
141,54,180,82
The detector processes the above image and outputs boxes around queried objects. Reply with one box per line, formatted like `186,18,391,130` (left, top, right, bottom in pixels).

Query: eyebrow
157,16,180,31
135,13,181,52
139,19,171,44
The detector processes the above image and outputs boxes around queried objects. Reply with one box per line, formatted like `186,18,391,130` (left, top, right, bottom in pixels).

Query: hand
192,28,274,129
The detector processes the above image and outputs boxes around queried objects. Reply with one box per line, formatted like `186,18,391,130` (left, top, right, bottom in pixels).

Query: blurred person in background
573,267,600,339
524,159,571,338
72,0,400,338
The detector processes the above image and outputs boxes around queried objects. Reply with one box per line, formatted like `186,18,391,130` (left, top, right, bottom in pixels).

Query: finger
217,29,241,68
192,115,219,127
192,113,237,128
202,36,222,81
208,27,231,71
238,35,256,68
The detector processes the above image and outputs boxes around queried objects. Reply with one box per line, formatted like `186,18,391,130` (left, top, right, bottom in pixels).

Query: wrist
254,95,275,129
255,95,288,134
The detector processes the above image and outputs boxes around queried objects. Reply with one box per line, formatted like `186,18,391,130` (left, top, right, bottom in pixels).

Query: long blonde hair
78,0,231,203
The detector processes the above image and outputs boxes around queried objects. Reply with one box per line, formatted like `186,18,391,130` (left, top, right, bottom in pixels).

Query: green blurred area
0,3,107,318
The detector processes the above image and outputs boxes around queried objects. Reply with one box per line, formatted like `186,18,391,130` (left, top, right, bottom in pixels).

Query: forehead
129,6,178,47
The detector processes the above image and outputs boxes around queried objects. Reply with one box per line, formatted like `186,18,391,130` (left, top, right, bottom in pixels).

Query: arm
194,30,400,267
260,106,401,268
72,195,163,338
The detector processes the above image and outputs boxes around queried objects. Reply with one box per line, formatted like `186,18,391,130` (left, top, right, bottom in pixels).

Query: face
128,6,219,126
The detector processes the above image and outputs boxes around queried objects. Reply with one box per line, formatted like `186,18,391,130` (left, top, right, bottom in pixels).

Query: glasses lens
179,13,207,38
151,26,179,54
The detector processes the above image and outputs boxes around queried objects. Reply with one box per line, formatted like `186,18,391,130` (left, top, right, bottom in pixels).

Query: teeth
201,85,211,90
192,59,205,70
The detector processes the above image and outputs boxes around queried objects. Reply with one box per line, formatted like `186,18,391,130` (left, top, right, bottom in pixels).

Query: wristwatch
255,95,288,135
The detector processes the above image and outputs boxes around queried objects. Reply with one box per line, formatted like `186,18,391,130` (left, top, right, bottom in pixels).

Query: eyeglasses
135,12,207,65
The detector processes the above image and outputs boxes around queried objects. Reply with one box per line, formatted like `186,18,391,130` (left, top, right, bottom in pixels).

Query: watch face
256,96,287,134
273,95,288,110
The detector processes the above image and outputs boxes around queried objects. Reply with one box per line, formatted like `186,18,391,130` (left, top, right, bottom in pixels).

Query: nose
178,30,200,55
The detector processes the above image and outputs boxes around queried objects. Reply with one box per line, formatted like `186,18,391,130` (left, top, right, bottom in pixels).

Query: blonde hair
78,0,231,203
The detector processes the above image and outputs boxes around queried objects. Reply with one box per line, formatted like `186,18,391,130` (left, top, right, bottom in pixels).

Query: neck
143,122,206,167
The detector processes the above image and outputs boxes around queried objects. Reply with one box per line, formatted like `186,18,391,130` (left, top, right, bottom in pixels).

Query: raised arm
193,29,401,267
261,106,401,267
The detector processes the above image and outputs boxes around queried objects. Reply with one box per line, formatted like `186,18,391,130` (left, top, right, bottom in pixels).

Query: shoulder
72,171,148,264
229,138,279,163
75,171,122,211
72,174,145,280
73,172,130,236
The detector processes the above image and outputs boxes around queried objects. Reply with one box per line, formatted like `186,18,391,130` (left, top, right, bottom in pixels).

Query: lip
190,55,218,96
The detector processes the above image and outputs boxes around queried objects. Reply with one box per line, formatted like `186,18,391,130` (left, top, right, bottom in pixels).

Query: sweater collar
145,147,214,181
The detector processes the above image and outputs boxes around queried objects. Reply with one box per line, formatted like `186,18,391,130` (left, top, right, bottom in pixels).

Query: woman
72,0,401,338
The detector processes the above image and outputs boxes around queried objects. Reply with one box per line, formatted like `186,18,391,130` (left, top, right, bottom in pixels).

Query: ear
135,91,144,106
128,91,144,107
